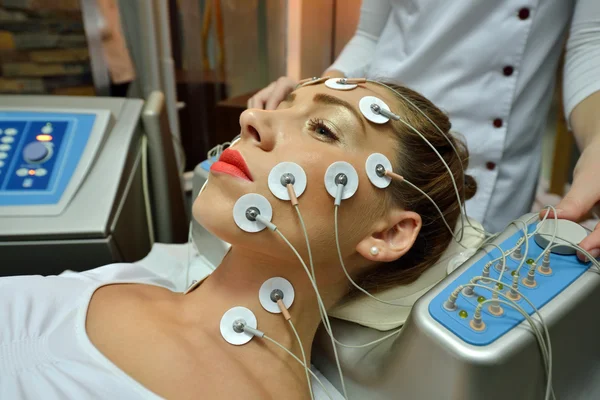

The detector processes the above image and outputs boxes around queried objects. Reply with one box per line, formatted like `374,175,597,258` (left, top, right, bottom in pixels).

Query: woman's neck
182,246,347,377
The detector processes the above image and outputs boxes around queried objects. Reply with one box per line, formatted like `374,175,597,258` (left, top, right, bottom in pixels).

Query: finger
553,182,600,222
577,222,600,262
265,79,293,110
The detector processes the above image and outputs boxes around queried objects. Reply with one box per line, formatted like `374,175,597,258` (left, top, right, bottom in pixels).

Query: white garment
330,0,600,232
0,257,342,400
0,263,174,400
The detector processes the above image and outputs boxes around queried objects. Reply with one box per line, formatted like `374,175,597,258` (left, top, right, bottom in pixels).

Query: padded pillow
328,218,485,331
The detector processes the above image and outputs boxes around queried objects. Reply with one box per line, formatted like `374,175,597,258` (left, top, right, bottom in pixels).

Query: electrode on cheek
268,162,307,201
365,153,393,188
220,306,259,345
324,162,359,204
233,193,274,232
259,277,295,313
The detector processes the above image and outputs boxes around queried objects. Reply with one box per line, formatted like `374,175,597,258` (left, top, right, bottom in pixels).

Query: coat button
486,162,496,171
493,118,503,128
519,8,530,20
503,66,514,76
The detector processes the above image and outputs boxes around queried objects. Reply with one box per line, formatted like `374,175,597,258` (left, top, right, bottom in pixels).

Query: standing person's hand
247,77,297,110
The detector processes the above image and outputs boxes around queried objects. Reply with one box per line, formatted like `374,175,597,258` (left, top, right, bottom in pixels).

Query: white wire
367,80,468,242
474,298,553,400
141,135,155,246
296,204,407,349
262,334,334,400
288,319,315,400
274,229,349,399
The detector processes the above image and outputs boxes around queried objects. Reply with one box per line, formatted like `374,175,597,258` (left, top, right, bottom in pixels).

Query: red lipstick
210,148,253,182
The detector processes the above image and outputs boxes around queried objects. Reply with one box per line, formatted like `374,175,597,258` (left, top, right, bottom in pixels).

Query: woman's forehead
292,81,399,110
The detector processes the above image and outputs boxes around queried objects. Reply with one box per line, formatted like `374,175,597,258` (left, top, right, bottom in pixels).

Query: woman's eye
308,118,339,141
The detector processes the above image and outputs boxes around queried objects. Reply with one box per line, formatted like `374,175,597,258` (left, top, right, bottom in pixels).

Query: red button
486,162,496,171
493,118,503,128
503,66,514,76
519,8,530,20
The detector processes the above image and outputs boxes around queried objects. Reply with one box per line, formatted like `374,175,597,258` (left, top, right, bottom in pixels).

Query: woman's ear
356,210,422,262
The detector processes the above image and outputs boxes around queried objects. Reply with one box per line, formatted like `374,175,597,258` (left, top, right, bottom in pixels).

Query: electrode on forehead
324,161,359,200
220,306,258,345
365,153,393,188
259,277,295,313
268,162,307,200
359,96,396,124
233,193,273,232
325,78,357,91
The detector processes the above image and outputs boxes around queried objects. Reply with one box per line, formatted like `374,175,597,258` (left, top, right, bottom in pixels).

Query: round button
534,219,587,255
16,168,28,177
503,66,514,76
519,8,530,20
486,162,496,171
0,144,10,152
493,118,503,128
0,152,7,160
1,136,14,144
4,128,18,136
23,142,49,163
35,168,47,177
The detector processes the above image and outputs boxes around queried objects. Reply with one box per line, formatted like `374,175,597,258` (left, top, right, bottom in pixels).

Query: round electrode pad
534,219,588,256
365,153,392,188
259,277,295,313
268,162,307,200
325,78,357,91
359,96,392,124
220,306,258,345
324,161,359,200
233,193,273,232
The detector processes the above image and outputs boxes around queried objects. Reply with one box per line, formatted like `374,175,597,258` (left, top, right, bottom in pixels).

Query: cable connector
470,306,485,331
522,267,537,288
444,289,459,311
463,280,475,297
488,292,504,316
243,325,265,338
506,275,521,301
481,262,492,283
512,242,523,260
538,252,552,275
495,259,507,273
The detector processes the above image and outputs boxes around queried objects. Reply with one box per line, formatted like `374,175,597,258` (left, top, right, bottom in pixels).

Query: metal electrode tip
335,173,348,186
270,289,284,302
245,207,260,221
375,164,386,177
232,319,246,333
370,103,381,114
337,78,348,84
280,173,295,186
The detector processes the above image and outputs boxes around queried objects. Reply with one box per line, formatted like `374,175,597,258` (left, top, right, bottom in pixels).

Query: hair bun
464,174,477,200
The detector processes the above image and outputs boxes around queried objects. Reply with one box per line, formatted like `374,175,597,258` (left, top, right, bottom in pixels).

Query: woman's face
193,82,418,280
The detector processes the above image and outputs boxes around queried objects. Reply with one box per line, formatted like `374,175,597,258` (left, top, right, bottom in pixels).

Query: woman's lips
210,148,253,182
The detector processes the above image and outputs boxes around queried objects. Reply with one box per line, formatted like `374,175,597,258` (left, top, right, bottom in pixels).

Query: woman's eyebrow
312,93,366,131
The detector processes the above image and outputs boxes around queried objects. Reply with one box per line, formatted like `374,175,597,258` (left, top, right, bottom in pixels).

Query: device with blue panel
0,112,99,212
0,96,155,276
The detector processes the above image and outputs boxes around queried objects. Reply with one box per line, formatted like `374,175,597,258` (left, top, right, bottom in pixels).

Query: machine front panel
429,223,592,346
0,112,96,206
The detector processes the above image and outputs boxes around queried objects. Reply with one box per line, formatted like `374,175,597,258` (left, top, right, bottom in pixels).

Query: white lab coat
330,0,600,232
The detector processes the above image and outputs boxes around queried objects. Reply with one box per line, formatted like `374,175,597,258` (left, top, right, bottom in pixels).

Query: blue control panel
0,111,96,206
429,225,592,346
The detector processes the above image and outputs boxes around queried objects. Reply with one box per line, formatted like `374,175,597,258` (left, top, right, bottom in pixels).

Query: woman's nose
239,109,276,152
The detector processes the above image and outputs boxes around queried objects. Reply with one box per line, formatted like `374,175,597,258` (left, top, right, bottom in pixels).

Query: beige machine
0,93,187,276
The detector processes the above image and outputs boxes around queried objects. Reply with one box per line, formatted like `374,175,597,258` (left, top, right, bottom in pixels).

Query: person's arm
550,0,600,260
324,0,391,78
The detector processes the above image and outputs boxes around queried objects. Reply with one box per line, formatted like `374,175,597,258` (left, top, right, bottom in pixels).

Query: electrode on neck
259,277,295,314
220,306,259,345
